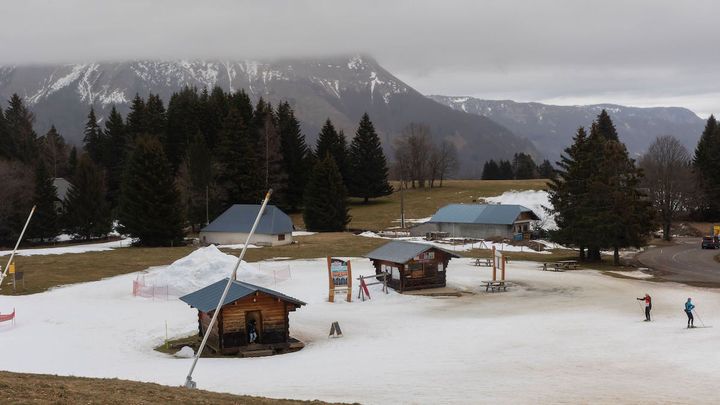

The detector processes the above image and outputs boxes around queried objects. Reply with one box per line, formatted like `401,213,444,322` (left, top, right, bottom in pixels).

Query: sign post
327,257,352,302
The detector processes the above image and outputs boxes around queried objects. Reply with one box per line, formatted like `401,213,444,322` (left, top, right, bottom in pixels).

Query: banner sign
327,257,352,302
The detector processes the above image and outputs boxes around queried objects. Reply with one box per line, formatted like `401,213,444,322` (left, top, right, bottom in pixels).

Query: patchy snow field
0,238,132,257
484,190,556,230
1,248,719,404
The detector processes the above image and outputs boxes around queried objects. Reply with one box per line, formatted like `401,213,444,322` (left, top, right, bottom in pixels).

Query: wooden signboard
327,257,352,302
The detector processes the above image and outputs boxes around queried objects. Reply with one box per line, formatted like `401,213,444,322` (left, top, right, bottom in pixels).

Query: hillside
429,95,705,159
0,57,537,178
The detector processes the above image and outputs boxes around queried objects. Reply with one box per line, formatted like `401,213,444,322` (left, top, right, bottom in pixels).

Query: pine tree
125,93,147,139
145,93,167,137
38,125,69,178
82,107,105,165
0,108,11,159
537,159,555,179
5,94,38,163
216,106,263,206
63,155,112,240
303,154,350,231
118,136,184,246
512,153,537,179
277,102,311,211
67,146,78,179
177,132,217,230
692,115,720,219
347,113,392,203
595,109,619,141
27,160,59,242
104,106,128,209
316,119,349,183
165,87,200,171
255,100,288,207
498,160,514,179
482,160,500,180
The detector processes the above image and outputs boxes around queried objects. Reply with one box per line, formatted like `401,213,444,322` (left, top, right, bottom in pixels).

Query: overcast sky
1,0,719,116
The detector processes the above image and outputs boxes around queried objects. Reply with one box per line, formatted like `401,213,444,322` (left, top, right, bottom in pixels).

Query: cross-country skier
637,293,652,321
684,298,695,328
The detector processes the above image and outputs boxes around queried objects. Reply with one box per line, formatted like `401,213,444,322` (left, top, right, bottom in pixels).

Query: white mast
184,189,273,388
0,205,36,289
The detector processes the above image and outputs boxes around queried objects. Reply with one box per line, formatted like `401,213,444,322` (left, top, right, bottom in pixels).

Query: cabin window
278,234,285,241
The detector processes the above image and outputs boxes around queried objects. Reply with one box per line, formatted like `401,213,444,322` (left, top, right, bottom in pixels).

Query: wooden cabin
180,279,306,356
365,241,460,292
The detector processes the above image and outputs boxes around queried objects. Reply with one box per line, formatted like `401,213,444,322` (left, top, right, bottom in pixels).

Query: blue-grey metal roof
201,204,293,235
428,204,539,225
365,240,460,264
179,278,306,312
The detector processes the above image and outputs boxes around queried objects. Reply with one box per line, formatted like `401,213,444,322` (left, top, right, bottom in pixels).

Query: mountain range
0,56,535,178
429,96,705,159
0,56,706,177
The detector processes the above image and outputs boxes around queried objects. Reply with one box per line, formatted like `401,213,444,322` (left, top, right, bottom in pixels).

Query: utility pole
205,185,209,225
400,179,405,229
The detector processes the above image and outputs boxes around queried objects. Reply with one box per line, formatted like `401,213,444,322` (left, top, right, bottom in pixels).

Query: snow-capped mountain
0,57,537,178
429,96,705,159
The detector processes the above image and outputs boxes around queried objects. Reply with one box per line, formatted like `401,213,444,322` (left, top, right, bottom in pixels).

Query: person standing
684,298,695,328
636,293,652,321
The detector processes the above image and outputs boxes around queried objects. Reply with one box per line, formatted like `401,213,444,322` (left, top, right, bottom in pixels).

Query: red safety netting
132,275,173,300
0,308,15,324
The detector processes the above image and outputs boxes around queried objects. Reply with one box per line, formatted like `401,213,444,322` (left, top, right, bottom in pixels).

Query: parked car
701,236,719,249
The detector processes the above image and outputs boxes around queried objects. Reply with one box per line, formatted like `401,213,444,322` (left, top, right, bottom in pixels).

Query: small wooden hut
180,279,306,356
365,241,460,292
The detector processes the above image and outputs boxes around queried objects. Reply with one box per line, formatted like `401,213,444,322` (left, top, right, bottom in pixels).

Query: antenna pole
184,189,272,389
0,205,35,289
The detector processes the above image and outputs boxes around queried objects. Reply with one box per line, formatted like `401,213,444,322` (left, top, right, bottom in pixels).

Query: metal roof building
200,204,294,246
180,278,306,312
365,240,460,264
410,204,540,239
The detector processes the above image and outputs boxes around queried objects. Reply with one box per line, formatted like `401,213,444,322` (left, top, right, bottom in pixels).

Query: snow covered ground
357,231,551,254
1,248,719,404
0,238,132,257
484,189,556,230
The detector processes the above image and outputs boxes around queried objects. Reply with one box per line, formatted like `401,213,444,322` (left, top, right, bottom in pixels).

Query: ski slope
1,249,719,404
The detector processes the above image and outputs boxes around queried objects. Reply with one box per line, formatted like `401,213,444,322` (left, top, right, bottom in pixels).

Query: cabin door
245,310,263,344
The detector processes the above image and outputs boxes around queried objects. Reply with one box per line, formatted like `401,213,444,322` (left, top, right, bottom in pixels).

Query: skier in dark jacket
684,298,695,328
637,293,652,321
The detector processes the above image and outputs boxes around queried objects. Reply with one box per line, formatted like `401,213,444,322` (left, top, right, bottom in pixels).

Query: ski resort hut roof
200,204,294,246
365,241,460,292
410,204,540,240
180,279,306,355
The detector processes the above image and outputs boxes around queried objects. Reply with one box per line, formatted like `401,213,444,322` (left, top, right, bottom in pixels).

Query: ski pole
693,310,706,328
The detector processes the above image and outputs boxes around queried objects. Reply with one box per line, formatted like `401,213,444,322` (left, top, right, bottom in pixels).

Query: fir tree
512,153,537,179
347,113,392,203
5,94,38,163
63,155,112,240
0,108,11,159
595,109,619,142
67,146,78,179
498,160,514,180
145,93,167,137
255,99,288,206
125,93,147,139
177,132,216,230
104,106,128,209
482,160,499,180
216,106,263,206
118,136,184,246
303,154,350,231
277,102,311,211
27,160,59,242
692,115,720,219
537,159,555,179
82,107,105,165
38,125,69,178
165,87,200,171
316,119,349,183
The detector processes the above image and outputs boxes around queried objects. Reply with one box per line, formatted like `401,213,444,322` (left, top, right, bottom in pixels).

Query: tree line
0,88,394,246
481,154,555,180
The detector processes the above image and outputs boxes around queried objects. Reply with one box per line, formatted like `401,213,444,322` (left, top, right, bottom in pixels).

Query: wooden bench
481,280,507,292
473,258,492,267
556,260,579,270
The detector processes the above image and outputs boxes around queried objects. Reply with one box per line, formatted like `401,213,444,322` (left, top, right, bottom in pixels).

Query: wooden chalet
180,279,306,357
365,241,460,292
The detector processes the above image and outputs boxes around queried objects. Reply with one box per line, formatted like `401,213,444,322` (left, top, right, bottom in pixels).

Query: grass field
291,179,549,231
0,371,340,405
1,179,549,296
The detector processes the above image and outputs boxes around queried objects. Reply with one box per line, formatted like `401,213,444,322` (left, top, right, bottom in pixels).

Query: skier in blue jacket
684,298,695,328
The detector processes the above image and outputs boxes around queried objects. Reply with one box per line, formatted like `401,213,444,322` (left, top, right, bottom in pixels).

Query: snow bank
484,190,556,230
174,346,195,358
292,231,316,236
356,232,550,254
146,245,273,295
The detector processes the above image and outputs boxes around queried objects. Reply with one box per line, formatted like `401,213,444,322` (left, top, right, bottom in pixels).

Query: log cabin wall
371,247,452,292
220,292,297,348
372,259,404,291
198,310,220,351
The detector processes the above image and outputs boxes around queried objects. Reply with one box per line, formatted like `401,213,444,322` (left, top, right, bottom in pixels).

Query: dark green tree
498,160,514,180
63,155,112,240
595,109,619,142
82,107,105,165
512,153,537,179
216,106,263,206
4,94,38,163
165,87,200,171
303,154,351,231
145,93,167,137
277,102,311,211
104,106,128,209
67,146,78,178
118,136,184,246
27,160,59,242
38,125,69,178
255,99,288,207
0,108,11,159
347,113,392,203
692,115,720,219
316,119,349,183
482,160,500,180
125,93,147,139
537,159,555,179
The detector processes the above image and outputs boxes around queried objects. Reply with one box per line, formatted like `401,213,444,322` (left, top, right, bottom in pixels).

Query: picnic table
542,260,579,271
473,258,492,267
481,280,507,292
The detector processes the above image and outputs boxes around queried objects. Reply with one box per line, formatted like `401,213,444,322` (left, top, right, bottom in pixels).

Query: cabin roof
179,278,306,313
365,240,460,264
201,204,293,235
428,204,539,225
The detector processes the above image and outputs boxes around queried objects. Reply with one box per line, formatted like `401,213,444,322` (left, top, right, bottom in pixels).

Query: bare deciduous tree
639,135,694,241
394,123,433,188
